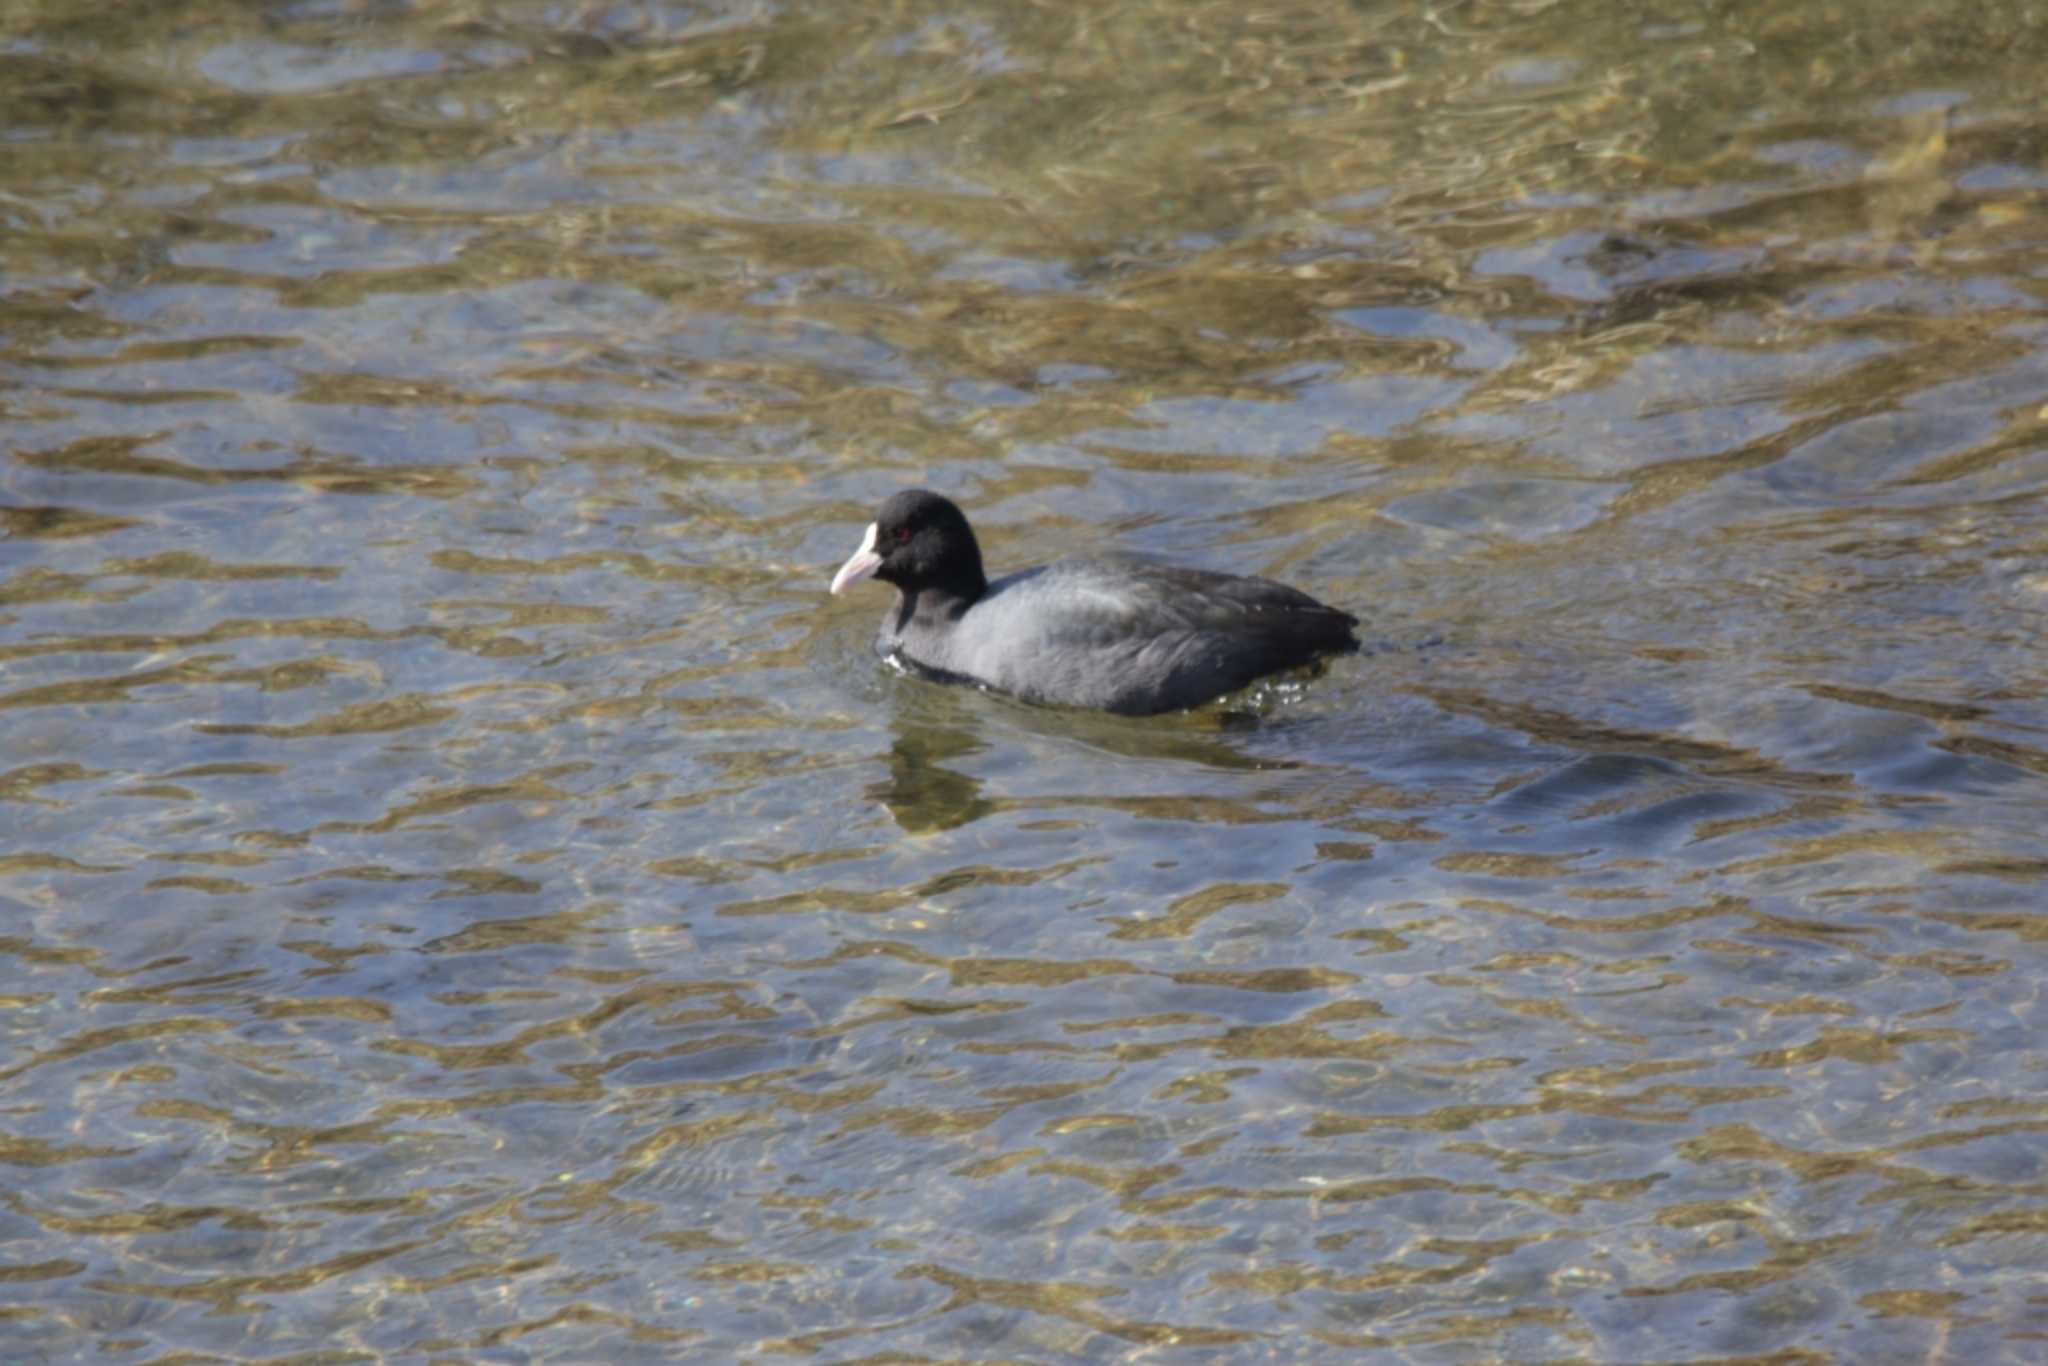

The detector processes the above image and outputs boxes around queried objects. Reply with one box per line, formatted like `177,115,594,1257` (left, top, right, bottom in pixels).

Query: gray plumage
831,490,1357,716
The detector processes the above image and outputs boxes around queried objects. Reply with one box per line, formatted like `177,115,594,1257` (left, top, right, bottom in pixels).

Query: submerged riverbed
4,1,2047,1360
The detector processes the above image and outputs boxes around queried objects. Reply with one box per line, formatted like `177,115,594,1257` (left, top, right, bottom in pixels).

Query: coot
829,490,1357,715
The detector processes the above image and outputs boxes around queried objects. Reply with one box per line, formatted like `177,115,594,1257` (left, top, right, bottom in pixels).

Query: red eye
894,526,911,543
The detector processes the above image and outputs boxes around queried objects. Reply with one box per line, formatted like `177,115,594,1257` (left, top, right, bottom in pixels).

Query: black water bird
829,489,1358,715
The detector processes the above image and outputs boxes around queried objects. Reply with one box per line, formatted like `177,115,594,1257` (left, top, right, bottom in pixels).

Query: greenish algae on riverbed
3,0,2047,1360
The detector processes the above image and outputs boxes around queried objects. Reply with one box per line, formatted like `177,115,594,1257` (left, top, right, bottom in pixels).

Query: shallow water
4,0,2047,1361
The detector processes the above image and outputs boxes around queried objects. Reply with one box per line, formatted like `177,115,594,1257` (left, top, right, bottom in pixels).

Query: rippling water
4,1,2047,1360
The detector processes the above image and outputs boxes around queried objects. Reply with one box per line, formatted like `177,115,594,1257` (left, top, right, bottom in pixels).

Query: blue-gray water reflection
4,0,2047,1360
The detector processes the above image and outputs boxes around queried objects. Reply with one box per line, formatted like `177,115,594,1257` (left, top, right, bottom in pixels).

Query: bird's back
883,554,1357,714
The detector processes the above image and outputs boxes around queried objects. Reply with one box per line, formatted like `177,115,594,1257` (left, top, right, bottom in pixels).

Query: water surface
3,1,2047,1361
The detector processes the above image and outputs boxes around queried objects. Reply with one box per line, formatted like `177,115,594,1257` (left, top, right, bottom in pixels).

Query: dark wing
1023,556,1356,650
931,556,1356,712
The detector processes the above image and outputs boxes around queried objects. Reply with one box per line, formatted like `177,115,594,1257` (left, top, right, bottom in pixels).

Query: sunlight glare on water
2,0,2046,1360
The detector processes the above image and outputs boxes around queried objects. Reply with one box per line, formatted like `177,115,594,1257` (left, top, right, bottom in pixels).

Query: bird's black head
830,489,987,601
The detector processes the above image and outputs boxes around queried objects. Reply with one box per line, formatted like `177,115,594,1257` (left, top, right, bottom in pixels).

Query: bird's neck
894,580,980,632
